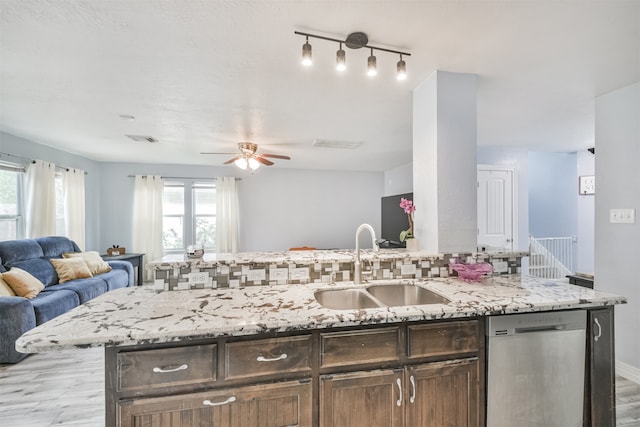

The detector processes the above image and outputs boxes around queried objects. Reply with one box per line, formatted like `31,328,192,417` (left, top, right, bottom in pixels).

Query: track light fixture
336,42,346,71
301,36,312,66
295,30,410,80
367,48,377,76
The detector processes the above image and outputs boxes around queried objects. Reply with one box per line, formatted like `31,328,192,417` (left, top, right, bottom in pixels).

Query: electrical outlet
492,261,508,273
610,208,636,224
400,264,416,275
189,272,209,284
269,268,288,280
289,267,310,281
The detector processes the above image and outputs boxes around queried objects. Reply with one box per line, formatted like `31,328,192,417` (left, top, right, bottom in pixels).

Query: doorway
477,166,516,251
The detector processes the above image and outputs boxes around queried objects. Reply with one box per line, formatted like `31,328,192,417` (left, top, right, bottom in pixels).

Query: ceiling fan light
367,50,377,77
336,44,346,71
248,157,261,170
302,38,312,66
234,157,248,170
396,58,407,80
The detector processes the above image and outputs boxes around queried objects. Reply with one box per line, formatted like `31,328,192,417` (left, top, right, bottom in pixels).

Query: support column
413,70,477,253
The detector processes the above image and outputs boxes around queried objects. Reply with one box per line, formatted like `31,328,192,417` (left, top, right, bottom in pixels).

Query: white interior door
477,168,514,251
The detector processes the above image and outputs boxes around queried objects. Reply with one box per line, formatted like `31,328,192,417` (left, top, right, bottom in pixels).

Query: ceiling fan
201,142,291,170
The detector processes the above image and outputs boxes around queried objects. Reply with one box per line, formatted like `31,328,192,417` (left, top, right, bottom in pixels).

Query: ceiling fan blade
223,155,243,165
260,153,291,160
254,155,274,166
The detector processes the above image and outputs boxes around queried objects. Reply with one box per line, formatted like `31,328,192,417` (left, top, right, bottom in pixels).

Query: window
162,181,216,252
0,165,25,241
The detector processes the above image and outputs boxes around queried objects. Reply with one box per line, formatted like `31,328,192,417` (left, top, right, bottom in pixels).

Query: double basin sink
315,283,450,310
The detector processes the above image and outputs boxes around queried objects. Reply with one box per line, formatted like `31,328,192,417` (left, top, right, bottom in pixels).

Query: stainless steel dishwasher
486,310,586,427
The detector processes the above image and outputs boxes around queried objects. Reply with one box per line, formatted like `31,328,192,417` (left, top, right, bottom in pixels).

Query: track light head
397,55,407,80
367,49,377,77
301,37,312,66
336,43,346,71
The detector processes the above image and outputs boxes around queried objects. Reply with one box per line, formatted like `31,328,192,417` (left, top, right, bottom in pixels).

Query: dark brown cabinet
118,380,312,427
585,307,616,427
320,359,479,427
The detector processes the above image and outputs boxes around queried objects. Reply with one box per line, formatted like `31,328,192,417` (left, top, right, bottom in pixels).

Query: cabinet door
587,307,616,427
320,369,404,427
406,358,479,427
118,380,312,427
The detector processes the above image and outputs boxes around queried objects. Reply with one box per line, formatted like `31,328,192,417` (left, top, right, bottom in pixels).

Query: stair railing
528,236,574,279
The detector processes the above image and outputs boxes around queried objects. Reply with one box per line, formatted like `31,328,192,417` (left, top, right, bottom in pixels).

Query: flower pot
406,238,419,252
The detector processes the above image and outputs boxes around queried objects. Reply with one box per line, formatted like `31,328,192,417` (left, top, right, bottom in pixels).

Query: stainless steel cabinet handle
409,375,416,403
396,378,403,407
594,318,602,342
203,396,237,407
257,353,288,362
153,364,188,373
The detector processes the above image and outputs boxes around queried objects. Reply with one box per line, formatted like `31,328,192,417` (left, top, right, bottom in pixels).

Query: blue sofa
0,236,134,363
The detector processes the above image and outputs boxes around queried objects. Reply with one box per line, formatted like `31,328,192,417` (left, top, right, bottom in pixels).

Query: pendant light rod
294,31,411,57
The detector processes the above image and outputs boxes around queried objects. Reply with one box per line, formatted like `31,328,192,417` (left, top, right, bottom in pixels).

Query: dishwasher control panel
486,310,586,337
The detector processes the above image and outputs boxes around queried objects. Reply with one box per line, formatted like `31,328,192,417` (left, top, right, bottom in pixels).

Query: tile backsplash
152,251,525,291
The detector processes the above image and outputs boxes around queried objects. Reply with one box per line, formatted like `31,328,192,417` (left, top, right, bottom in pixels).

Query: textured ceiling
1,1,638,171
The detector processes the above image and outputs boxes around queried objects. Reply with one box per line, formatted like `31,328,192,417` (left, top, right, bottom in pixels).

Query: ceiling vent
126,135,158,143
312,139,362,149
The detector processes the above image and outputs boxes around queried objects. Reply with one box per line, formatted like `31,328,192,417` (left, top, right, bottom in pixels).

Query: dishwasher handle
514,325,565,334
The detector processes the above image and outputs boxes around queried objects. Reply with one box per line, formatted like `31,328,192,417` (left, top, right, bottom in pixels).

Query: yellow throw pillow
63,251,112,275
2,268,44,299
0,275,17,297
50,257,93,283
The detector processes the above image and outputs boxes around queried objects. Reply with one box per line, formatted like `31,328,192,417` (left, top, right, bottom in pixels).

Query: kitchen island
16,275,625,426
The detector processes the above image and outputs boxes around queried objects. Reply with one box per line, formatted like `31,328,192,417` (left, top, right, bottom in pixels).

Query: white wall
576,150,595,273
99,162,383,253
0,132,102,250
384,162,412,196
595,82,640,370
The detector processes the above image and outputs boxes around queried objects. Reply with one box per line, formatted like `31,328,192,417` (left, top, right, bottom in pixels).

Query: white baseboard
616,360,640,384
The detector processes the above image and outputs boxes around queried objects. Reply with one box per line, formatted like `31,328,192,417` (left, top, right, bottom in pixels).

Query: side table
100,253,145,286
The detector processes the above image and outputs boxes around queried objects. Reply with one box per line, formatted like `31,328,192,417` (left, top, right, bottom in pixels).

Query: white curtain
132,175,164,281
25,159,57,238
216,177,239,254
63,168,85,250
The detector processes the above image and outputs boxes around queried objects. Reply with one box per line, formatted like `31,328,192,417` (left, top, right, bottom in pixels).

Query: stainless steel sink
314,283,450,310
314,288,382,310
366,284,450,307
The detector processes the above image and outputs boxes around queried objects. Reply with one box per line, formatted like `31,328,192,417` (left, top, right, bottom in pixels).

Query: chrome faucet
354,223,379,284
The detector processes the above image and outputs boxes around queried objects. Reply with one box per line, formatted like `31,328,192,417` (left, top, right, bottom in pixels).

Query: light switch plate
610,208,636,224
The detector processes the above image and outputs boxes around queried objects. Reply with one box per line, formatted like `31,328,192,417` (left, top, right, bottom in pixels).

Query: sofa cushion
35,236,80,258
48,277,108,304
98,268,130,290
2,268,45,299
6,257,58,287
0,239,44,265
0,297,36,363
31,289,80,324
50,258,92,283
63,251,112,275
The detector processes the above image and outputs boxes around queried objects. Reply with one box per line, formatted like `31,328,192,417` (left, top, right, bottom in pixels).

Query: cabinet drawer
408,321,478,358
225,335,312,380
321,327,400,368
117,344,216,392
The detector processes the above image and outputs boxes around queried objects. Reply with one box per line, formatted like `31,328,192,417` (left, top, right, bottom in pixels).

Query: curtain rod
0,152,88,175
128,175,241,181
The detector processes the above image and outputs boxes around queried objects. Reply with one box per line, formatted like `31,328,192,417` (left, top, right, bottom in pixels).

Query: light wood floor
1,347,640,427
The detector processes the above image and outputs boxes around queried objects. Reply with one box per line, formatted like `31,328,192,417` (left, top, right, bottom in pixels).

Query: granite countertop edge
15,274,626,354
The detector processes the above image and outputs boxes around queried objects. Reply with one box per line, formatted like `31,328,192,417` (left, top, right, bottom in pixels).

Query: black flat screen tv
381,192,413,248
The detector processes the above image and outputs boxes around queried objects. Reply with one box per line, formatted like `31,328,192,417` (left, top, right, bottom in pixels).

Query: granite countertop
16,274,625,354
146,249,530,270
